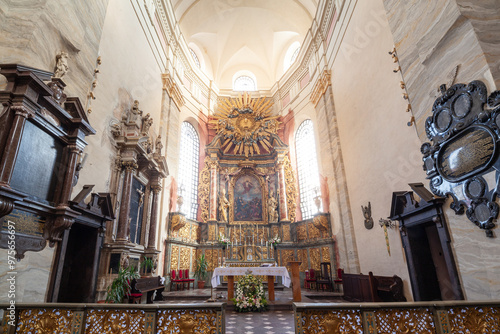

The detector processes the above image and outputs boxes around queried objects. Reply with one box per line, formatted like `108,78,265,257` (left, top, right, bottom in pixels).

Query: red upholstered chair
127,279,143,304
184,269,195,290
304,270,310,289
305,268,317,290
178,269,188,290
170,270,183,291
334,268,343,292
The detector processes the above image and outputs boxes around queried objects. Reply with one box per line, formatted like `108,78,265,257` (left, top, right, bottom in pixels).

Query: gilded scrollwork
198,157,211,223
170,214,186,233
448,306,500,333
283,155,297,223
180,247,191,270
208,224,217,241
297,224,307,242
300,309,363,333
308,223,321,239
375,308,435,334
178,222,191,241
312,215,330,238
298,249,308,272
321,246,331,263
157,309,218,333
170,245,179,270
85,309,145,334
281,249,294,270
16,309,74,334
310,248,320,270
282,224,291,242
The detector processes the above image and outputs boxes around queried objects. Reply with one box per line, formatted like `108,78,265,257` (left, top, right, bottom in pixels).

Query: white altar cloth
211,266,291,287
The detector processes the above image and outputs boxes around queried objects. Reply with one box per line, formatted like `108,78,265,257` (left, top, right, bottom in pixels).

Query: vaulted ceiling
170,0,318,90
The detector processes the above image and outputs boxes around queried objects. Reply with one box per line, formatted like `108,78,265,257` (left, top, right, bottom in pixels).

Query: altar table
211,266,291,301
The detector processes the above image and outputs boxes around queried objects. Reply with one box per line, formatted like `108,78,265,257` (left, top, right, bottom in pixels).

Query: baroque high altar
166,93,335,285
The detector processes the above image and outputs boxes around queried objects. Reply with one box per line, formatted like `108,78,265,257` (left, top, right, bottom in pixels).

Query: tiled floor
225,310,295,334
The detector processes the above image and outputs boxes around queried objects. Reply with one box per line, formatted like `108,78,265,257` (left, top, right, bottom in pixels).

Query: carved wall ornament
170,213,186,233
362,202,374,229
198,157,212,223
53,51,69,78
283,155,297,223
421,80,500,237
121,161,138,171
209,92,280,157
86,56,102,114
142,113,153,135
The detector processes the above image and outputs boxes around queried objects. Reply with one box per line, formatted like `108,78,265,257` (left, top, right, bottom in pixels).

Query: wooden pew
342,272,405,302
131,276,165,304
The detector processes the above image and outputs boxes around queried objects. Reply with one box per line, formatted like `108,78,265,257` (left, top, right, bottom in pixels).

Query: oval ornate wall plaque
437,126,496,183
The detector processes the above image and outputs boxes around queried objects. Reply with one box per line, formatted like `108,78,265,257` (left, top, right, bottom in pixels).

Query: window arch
178,122,200,219
283,42,301,72
295,120,321,220
233,75,256,91
190,48,201,68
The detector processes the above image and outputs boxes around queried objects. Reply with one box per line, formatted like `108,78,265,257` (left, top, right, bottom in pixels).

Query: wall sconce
379,218,396,229
407,116,415,127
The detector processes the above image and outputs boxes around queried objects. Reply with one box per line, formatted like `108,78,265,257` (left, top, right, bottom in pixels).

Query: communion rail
294,300,500,334
0,302,225,334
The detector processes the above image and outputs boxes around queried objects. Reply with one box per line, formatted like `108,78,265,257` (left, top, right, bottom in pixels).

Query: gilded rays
210,93,280,156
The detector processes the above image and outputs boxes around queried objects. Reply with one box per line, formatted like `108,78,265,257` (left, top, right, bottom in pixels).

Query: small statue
362,202,374,229
142,113,153,135
54,51,69,78
155,135,163,155
219,188,230,222
110,123,121,137
268,192,278,222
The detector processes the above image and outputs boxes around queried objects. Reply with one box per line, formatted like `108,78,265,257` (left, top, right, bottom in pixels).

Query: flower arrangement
218,233,230,246
232,274,268,312
269,235,281,246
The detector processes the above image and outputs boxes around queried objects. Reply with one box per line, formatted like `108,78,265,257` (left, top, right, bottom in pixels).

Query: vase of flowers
269,235,281,250
218,233,230,250
231,274,268,312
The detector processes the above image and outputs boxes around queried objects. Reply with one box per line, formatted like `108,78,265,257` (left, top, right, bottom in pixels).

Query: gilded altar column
277,162,289,221
116,160,137,241
147,183,162,250
209,161,218,221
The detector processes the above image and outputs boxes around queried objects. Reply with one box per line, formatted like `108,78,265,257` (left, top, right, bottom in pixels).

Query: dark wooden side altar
0,64,97,301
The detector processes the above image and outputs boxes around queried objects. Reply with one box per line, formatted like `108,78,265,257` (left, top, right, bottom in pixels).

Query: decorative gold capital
151,184,162,193
310,70,331,106
121,161,138,171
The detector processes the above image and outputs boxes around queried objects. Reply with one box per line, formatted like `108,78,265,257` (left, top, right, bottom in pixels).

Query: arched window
284,42,301,72
178,122,200,219
295,120,321,220
233,75,256,91
190,48,201,68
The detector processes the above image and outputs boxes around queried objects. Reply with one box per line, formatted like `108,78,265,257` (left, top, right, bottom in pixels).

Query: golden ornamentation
178,222,191,241
180,247,191,270
157,309,218,333
191,224,199,242
272,226,279,238
321,246,331,263
121,161,138,171
313,215,329,238
85,309,145,334
283,155,297,223
301,309,363,333
204,249,219,271
448,306,500,333
308,223,321,239
209,224,216,241
282,224,291,242
198,157,212,223
282,249,294,270
310,70,331,107
210,92,279,157
170,214,186,233
375,308,435,334
170,245,179,270
17,309,74,334
297,224,307,241
298,249,308,272
310,248,320,270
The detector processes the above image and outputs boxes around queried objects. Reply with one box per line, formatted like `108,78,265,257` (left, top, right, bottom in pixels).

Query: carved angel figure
268,192,278,222
54,51,69,78
155,135,163,155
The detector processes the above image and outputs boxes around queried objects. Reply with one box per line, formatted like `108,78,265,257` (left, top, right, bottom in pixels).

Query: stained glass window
295,120,322,220
234,75,256,91
178,122,200,219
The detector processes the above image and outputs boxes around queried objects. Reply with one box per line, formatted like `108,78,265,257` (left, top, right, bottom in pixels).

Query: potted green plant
106,266,140,303
194,254,208,289
140,257,155,277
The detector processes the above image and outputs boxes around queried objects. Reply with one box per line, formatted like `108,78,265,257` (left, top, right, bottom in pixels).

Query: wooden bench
131,276,165,304
342,271,406,302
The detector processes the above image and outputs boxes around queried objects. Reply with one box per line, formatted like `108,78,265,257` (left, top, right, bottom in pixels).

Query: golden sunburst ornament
210,92,280,156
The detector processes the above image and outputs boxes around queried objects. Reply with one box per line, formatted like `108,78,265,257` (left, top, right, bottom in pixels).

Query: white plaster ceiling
171,0,317,90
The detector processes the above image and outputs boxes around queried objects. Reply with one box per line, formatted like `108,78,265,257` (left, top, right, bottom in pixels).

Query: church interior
1,0,500,332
